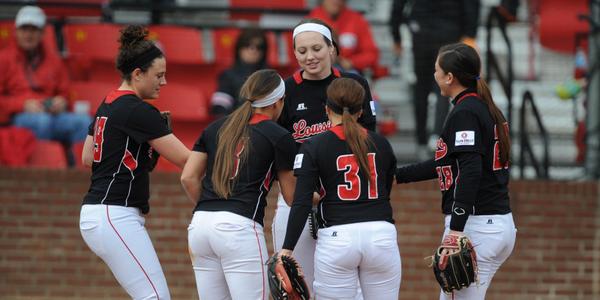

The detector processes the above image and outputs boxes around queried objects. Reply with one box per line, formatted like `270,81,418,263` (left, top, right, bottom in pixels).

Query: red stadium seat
148,25,207,65
0,21,58,53
154,83,209,122
69,81,115,115
538,0,589,53
213,28,241,70
63,23,121,81
230,0,306,9
38,0,106,18
29,141,68,169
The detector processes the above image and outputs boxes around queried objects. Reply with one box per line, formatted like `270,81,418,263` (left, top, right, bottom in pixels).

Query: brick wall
0,168,598,300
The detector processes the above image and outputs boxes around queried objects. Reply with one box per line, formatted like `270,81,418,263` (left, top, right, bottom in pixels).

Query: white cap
15,6,46,29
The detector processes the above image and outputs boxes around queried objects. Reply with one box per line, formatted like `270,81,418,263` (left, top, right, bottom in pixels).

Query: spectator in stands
210,27,269,117
0,6,91,162
390,0,480,159
308,0,379,74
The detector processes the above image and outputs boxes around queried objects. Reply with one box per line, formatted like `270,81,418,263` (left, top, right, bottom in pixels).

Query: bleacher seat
29,141,68,169
63,23,121,81
148,25,207,65
38,0,106,18
69,81,115,115
213,28,241,70
539,0,589,53
230,0,306,10
0,21,58,54
154,83,209,122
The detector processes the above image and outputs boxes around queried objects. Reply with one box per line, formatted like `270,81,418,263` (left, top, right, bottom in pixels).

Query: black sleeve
87,118,95,136
461,0,480,38
395,159,437,183
389,0,407,44
274,133,296,171
283,143,318,250
446,109,483,155
449,151,482,231
352,75,376,131
122,103,172,144
192,129,209,153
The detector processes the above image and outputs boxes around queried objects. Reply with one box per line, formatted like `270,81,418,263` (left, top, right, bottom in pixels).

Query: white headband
251,78,285,108
292,23,332,42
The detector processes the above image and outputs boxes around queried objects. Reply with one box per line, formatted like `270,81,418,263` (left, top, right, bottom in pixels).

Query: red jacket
0,42,69,124
309,6,379,72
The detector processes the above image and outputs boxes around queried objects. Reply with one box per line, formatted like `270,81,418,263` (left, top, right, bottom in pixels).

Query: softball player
181,69,297,300
396,43,517,300
79,25,190,300
273,19,376,295
280,78,400,300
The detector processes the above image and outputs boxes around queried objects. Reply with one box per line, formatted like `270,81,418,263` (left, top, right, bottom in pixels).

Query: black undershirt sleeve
282,172,315,250
395,159,437,183
449,151,482,231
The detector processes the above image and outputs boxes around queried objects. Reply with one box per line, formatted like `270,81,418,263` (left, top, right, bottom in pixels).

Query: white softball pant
314,221,401,300
188,211,269,300
272,193,316,294
79,204,170,300
439,213,517,300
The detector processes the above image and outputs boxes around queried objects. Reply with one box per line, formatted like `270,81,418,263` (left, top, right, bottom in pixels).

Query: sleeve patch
369,101,376,116
293,154,304,169
455,131,475,146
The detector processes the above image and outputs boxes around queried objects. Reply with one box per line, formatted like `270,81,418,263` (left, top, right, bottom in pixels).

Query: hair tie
122,44,163,74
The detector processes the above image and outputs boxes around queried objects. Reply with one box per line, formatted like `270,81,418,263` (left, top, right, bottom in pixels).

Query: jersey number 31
336,153,378,201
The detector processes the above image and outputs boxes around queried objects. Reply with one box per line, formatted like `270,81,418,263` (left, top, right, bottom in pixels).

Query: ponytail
477,78,510,165
327,78,373,183
211,69,282,199
212,101,253,199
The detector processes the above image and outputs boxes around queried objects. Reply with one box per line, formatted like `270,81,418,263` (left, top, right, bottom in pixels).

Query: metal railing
519,91,549,179
485,6,514,133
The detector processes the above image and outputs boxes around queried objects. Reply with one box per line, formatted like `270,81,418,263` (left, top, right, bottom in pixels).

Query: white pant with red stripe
79,204,170,300
439,213,517,300
188,211,269,300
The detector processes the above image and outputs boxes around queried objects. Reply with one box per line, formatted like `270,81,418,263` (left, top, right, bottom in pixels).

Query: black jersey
193,114,296,226
82,90,172,214
278,68,376,146
435,89,511,216
282,125,396,250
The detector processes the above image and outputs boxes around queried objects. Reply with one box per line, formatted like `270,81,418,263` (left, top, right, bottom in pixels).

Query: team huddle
79,20,516,300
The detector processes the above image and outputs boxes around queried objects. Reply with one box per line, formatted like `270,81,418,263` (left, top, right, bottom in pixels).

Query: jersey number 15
336,153,378,201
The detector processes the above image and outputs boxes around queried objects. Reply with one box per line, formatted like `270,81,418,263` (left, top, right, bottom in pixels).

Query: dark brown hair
326,78,373,180
116,25,162,81
234,27,268,67
438,43,511,165
212,69,282,198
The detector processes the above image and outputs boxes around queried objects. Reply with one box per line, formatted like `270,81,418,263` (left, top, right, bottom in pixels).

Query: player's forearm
282,175,314,250
395,159,437,183
180,177,201,203
449,152,482,231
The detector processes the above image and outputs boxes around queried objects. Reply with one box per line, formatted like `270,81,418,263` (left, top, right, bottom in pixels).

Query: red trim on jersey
329,124,367,141
293,70,303,84
249,113,271,125
105,90,136,104
332,67,342,77
455,93,479,105
253,222,266,300
293,68,342,85
123,149,138,171
105,206,160,299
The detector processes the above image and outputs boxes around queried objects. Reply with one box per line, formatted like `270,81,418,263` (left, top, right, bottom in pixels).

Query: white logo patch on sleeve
369,101,376,116
455,131,475,146
293,154,304,169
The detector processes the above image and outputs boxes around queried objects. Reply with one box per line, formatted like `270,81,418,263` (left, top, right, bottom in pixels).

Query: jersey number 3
93,117,108,162
336,153,378,201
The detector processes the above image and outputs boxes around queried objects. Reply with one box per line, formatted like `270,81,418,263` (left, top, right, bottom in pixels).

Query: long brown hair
326,78,373,179
438,43,511,165
212,69,282,198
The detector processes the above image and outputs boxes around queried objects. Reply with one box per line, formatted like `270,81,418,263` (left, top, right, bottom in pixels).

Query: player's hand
279,249,293,258
23,99,43,113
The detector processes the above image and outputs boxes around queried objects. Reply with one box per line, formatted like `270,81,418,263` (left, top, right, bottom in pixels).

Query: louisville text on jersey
292,119,332,141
